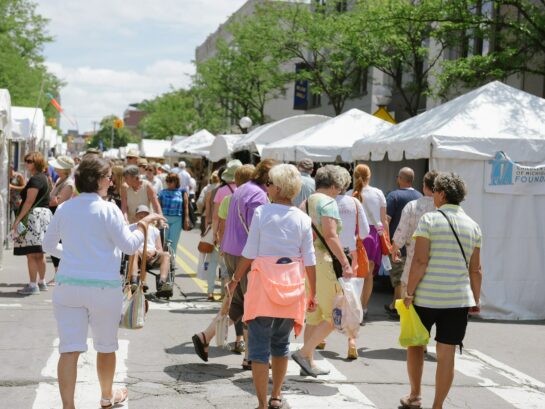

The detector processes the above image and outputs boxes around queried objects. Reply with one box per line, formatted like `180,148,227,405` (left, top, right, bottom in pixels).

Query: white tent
0,89,12,265
140,139,171,159
103,148,120,159
11,106,45,148
171,129,215,158
232,114,330,155
262,109,393,162
207,134,242,162
354,81,545,320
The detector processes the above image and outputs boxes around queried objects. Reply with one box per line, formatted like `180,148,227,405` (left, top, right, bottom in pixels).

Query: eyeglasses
25,159,34,164
265,179,274,187
138,164,146,168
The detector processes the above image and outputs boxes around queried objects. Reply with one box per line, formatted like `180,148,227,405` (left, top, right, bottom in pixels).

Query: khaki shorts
389,255,405,287
224,253,249,323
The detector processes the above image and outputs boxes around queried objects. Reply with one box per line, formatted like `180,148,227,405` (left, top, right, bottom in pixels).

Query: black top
21,173,50,209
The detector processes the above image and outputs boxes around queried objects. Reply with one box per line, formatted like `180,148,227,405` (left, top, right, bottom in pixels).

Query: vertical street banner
293,63,308,110
485,151,545,195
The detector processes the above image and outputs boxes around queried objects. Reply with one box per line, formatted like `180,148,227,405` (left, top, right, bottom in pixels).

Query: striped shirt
413,204,481,309
158,188,185,216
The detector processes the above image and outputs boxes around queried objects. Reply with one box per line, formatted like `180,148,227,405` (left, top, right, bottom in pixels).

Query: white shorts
53,283,123,353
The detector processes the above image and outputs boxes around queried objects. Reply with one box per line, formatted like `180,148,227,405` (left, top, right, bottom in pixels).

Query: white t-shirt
347,186,386,226
336,195,370,251
178,169,191,191
242,203,316,267
130,224,160,252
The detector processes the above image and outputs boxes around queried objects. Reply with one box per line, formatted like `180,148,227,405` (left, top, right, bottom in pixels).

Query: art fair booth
207,134,241,163
261,109,393,163
11,106,45,171
353,81,545,320
0,89,12,261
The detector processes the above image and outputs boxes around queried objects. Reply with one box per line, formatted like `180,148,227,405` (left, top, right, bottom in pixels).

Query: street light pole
110,120,114,149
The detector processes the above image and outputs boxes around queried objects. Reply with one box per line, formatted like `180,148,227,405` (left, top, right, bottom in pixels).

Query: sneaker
17,284,40,295
156,281,173,298
299,366,330,376
38,281,48,292
232,340,246,354
292,351,317,378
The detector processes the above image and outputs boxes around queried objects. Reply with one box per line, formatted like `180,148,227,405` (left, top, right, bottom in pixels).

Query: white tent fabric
262,109,393,162
0,89,12,267
11,106,45,145
352,81,545,320
171,129,215,158
233,114,330,155
207,134,242,162
103,148,120,159
140,139,171,159
353,81,545,162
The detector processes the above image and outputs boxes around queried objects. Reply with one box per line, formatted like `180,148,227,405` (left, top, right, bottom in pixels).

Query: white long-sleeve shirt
43,193,144,281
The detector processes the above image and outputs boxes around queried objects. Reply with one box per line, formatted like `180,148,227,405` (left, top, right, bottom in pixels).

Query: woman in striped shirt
401,173,482,409
158,173,190,251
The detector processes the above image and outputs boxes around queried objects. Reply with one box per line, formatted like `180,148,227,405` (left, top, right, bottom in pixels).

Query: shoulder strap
227,183,234,193
353,197,361,239
437,209,468,268
360,194,378,226
237,200,249,234
305,200,337,261
140,224,149,284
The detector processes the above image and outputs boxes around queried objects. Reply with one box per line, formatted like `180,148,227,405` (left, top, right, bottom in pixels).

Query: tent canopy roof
11,106,45,141
353,81,545,162
140,139,171,158
262,108,393,162
207,134,242,162
233,114,330,154
171,129,215,157
0,89,12,138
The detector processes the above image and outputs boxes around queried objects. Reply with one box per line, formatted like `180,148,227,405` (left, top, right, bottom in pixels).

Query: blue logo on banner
489,151,514,185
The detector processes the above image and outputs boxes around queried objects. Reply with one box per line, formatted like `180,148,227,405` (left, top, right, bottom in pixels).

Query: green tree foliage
89,115,137,150
0,0,62,121
194,10,291,128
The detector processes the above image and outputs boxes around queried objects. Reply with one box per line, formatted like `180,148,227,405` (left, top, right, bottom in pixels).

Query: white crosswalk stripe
33,338,129,409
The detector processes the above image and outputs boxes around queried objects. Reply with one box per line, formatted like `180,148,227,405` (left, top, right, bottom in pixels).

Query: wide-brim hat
221,159,243,183
49,155,75,170
160,164,171,172
137,158,148,166
135,205,150,215
126,149,140,158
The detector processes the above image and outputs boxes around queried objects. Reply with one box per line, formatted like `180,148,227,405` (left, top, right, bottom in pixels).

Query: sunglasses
25,159,34,164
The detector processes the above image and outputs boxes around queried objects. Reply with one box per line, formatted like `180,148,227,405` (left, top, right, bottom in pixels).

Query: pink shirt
213,183,236,204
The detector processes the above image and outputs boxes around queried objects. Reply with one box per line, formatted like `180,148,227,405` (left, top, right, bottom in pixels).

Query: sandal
242,358,252,370
268,397,283,409
192,332,209,362
400,395,422,409
100,387,128,408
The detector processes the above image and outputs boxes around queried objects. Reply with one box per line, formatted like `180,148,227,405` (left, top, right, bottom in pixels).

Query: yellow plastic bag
395,299,429,347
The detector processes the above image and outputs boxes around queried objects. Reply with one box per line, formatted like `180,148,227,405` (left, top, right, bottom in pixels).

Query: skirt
363,226,382,276
13,207,52,255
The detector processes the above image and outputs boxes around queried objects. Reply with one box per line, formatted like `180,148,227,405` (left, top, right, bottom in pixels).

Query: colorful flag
46,93,63,113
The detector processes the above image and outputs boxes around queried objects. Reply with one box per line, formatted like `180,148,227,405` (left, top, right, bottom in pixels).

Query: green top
307,193,341,250
218,195,232,220
57,274,122,288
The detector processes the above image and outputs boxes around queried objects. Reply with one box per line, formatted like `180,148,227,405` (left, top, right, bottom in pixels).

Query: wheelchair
120,227,177,300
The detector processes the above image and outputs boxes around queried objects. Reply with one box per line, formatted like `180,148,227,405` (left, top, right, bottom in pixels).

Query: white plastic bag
215,285,231,348
196,252,209,281
332,278,364,338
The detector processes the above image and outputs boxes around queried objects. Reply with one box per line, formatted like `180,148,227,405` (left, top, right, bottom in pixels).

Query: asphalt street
0,229,544,409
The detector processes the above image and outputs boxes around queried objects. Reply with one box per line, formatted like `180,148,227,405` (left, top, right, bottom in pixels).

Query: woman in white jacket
44,157,164,409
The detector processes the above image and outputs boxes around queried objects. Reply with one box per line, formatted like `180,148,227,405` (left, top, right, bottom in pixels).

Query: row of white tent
164,81,545,321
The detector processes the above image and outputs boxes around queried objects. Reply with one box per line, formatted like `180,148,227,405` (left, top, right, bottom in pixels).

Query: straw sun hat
49,156,75,170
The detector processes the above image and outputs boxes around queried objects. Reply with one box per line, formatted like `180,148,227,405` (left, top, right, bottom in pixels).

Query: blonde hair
269,164,302,200
112,165,124,190
235,164,255,187
353,164,371,199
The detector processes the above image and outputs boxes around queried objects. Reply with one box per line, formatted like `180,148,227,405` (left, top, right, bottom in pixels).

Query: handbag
305,201,350,279
183,190,194,231
120,225,149,330
360,196,392,256
353,198,369,278
198,226,215,253
215,285,231,348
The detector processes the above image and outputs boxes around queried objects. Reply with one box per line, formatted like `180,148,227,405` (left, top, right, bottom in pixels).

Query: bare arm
227,256,253,295
380,206,389,231
468,247,482,313
404,237,430,307
212,201,221,241
10,175,26,191
120,184,129,222
147,184,163,216
217,218,226,245
321,216,353,277
13,188,38,227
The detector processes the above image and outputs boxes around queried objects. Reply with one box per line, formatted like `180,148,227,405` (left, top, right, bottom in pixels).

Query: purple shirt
221,181,268,256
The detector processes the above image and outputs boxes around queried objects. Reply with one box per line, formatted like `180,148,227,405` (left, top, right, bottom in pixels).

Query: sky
35,0,248,133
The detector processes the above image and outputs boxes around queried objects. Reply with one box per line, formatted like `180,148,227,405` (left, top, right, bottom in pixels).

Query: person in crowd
43,157,164,409
121,165,162,224
12,152,53,295
196,170,219,224
47,156,76,285
385,167,422,318
157,164,170,185
351,164,388,324
212,160,241,245
291,165,353,377
401,172,482,409
293,158,315,207
144,163,163,194
192,159,275,369
177,161,191,191
9,163,26,223
125,149,139,166
227,163,317,409
157,172,190,251
334,167,369,359
107,165,124,208
392,171,438,295
128,205,172,296
137,158,148,178
171,162,180,175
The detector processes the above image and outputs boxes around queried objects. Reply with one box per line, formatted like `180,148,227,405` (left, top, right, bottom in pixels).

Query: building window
309,92,321,108
351,68,368,98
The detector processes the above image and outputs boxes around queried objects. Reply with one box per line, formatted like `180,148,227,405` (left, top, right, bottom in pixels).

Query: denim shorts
248,317,294,364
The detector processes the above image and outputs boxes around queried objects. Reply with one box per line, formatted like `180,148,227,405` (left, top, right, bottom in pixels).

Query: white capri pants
53,283,123,353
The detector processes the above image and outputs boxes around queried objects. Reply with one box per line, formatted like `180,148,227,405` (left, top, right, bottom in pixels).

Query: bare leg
270,356,288,405
97,352,116,401
433,343,456,409
392,284,402,308
36,253,47,281
26,255,38,283
252,362,269,409
299,321,334,366
159,252,169,281
361,261,375,310
407,346,425,399
58,352,80,409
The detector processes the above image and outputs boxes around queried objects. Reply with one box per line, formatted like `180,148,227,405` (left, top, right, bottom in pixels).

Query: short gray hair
434,172,467,205
315,165,345,190
123,164,139,178
337,166,351,192
269,164,302,200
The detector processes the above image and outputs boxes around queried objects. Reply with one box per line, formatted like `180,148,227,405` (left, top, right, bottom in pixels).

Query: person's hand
342,264,354,278
227,280,238,296
49,196,59,207
392,249,402,263
140,213,166,228
469,305,481,315
11,221,19,237
307,295,318,312
403,294,413,309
